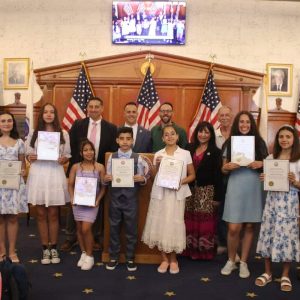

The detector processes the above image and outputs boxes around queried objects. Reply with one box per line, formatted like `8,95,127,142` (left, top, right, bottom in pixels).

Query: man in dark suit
61,96,118,252
123,102,152,153
271,69,288,92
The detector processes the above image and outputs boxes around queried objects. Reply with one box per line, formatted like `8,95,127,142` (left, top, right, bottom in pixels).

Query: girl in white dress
0,112,27,263
255,125,300,292
142,125,195,274
26,103,71,265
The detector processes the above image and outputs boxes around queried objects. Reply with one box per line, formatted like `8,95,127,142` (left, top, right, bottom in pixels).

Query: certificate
156,157,183,190
264,159,289,192
112,158,134,188
73,176,98,206
0,174,20,190
231,136,255,166
0,160,21,175
37,131,60,161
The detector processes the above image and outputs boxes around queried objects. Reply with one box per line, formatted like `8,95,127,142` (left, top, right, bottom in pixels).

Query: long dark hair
30,103,65,147
0,112,19,139
223,111,268,160
79,139,96,172
273,125,300,162
191,121,217,153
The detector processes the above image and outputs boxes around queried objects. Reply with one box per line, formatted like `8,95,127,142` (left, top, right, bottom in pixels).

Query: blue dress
222,167,264,223
256,157,300,262
0,139,28,214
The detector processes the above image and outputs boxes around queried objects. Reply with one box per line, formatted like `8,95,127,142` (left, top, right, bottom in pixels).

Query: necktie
90,122,97,146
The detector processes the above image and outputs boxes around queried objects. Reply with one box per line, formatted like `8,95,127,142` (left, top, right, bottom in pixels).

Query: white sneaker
50,248,61,264
41,249,51,265
239,261,250,278
77,252,86,267
221,260,237,275
81,255,94,271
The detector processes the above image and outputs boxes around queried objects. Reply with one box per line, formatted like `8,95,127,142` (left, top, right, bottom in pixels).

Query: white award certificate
156,157,184,190
0,160,21,175
264,159,289,192
112,158,134,188
37,131,60,161
0,174,20,189
73,176,98,206
231,136,255,166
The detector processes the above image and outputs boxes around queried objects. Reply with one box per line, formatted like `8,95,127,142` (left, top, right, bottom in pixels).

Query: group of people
0,97,299,292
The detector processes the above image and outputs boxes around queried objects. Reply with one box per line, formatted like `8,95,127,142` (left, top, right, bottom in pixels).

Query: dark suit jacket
271,81,288,92
129,125,152,153
67,117,118,175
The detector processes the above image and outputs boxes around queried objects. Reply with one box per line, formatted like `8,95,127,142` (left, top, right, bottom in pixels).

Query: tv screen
112,1,186,45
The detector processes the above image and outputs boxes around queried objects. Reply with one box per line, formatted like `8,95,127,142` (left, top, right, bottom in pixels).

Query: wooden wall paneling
53,85,74,121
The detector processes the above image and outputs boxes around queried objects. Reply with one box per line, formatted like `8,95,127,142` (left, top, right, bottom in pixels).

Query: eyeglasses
160,110,173,114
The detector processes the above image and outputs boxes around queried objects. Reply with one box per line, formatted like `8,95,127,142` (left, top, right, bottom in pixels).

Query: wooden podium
101,153,161,264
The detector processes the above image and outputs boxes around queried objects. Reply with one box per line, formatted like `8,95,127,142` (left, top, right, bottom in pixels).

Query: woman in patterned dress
0,112,27,263
256,125,300,292
183,122,223,260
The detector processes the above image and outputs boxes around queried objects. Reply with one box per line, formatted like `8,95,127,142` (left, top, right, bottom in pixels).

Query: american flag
188,69,222,142
295,92,300,136
136,67,161,130
62,64,94,131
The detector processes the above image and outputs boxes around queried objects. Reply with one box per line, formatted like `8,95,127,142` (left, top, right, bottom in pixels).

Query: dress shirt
87,118,101,159
124,122,138,146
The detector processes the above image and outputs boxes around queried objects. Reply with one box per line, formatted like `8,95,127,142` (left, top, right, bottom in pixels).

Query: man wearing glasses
151,102,188,152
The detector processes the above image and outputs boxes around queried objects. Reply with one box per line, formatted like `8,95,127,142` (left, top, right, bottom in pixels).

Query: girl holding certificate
220,111,268,278
68,140,105,270
0,112,27,263
256,125,300,292
142,125,195,274
25,103,71,265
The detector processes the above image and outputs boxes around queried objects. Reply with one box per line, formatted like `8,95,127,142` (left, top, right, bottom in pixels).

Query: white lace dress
0,139,28,214
142,147,192,253
25,130,71,207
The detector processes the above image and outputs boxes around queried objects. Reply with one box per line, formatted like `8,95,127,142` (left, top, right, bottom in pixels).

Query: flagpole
81,61,95,97
189,63,214,126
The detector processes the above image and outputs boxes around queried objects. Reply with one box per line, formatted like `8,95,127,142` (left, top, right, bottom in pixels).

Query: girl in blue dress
68,140,105,271
220,111,268,278
0,112,27,263
256,125,300,292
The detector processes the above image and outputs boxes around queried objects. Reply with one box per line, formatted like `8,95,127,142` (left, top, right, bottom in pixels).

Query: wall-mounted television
112,1,186,45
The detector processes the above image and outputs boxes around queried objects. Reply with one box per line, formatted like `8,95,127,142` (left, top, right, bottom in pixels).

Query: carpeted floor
16,216,299,300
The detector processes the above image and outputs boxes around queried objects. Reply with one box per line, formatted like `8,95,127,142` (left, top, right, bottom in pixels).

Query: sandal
255,273,272,287
157,261,169,273
9,254,20,263
280,276,292,292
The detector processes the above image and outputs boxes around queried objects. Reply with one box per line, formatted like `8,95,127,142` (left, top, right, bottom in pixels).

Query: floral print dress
256,156,300,262
0,139,28,214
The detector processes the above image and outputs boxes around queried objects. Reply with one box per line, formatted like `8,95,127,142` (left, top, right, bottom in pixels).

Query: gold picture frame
3,58,30,89
267,63,293,96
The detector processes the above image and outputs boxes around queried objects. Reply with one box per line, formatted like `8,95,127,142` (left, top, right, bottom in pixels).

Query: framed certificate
0,160,21,175
156,157,184,190
0,174,20,189
264,159,289,192
231,136,255,166
37,131,60,161
112,158,134,188
73,176,98,206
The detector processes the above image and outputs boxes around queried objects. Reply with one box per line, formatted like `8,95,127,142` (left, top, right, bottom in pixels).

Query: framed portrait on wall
267,63,293,96
3,58,30,89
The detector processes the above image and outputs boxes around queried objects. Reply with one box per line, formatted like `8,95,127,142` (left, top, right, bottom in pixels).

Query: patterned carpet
16,216,299,300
